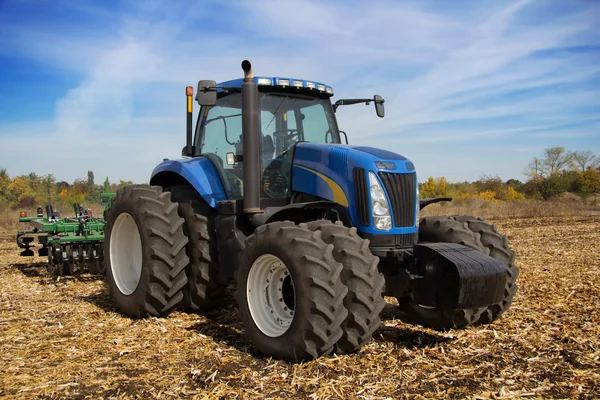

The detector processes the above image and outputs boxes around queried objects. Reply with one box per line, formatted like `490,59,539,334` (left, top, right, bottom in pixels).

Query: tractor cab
191,77,343,200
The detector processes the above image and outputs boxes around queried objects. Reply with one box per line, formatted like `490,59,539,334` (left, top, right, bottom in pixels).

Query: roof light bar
257,78,272,85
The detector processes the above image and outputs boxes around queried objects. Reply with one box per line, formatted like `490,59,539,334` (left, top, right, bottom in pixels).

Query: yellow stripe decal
296,165,348,207
187,96,192,113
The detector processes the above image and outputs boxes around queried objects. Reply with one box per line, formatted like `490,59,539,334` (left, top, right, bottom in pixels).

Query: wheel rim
110,212,143,295
247,254,295,337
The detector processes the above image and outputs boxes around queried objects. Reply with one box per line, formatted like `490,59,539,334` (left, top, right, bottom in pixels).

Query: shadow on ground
10,262,47,277
185,288,257,355
77,290,117,313
11,261,104,284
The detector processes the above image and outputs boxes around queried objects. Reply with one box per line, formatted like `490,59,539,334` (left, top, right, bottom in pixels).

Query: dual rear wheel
104,184,224,317
235,220,386,362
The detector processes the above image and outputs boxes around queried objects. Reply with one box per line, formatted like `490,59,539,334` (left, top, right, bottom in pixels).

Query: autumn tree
420,177,436,198
544,146,572,175
525,147,573,178
525,157,545,178
574,168,600,196
435,177,448,197
570,150,599,172
0,168,10,202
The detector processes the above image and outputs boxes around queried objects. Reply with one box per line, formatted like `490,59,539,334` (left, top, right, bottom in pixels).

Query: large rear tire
235,221,348,362
104,185,189,318
166,184,224,313
306,220,385,354
397,215,519,330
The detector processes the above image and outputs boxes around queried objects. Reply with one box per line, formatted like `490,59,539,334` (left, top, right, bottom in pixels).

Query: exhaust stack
241,60,262,214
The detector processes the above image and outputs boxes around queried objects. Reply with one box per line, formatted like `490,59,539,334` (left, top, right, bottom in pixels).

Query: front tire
235,221,348,362
397,215,519,330
104,185,189,318
306,220,386,354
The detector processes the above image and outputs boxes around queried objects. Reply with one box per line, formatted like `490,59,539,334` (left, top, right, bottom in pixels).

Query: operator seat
262,134,275,164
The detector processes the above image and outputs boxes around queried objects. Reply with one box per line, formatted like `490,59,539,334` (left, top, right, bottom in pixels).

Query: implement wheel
235,221,348,362
398,215,520,330
306,220,385,354
104,185,189,318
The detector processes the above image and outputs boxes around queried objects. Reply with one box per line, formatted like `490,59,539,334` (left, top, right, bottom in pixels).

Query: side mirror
197,80,217,106
374,95,384,118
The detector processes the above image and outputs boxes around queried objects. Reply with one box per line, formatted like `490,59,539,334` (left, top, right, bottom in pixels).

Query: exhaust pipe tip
241,60,253,81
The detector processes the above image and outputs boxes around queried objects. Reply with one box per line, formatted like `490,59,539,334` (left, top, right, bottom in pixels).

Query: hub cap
247,254,295,337
110,213,142,295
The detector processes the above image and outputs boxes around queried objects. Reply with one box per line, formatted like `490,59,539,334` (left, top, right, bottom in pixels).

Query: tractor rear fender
213,201,354,283
150,158,227,208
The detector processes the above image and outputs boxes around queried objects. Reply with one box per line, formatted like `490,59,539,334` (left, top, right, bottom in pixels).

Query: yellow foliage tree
7,177,32,203
505,186,525,201
576,168,600,195
435,177,448,197
420,177,436,198
478,190,498,201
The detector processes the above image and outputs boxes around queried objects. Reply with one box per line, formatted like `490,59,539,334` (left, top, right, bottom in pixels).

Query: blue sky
0,0,598,184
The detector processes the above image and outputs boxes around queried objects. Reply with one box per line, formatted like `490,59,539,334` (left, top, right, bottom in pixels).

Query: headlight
415,180,420,226
368,171,391,231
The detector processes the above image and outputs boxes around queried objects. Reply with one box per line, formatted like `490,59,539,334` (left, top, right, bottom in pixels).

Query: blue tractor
103,60,519,362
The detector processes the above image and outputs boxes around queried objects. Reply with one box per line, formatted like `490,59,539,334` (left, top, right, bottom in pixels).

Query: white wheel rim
247,254,295,337
110,212,143,295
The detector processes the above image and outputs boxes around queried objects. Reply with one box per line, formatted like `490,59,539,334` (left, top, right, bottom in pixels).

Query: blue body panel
151,157,227,208
291,143,419,235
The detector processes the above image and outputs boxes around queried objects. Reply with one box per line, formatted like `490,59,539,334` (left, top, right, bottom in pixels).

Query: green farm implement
16,179,115,277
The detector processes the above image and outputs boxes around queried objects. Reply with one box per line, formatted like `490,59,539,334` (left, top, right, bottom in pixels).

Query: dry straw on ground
1,215,599,399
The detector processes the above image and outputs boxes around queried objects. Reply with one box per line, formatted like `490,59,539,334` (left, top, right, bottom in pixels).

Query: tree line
420,147,599,201
0,169,133,212
1,146,598,212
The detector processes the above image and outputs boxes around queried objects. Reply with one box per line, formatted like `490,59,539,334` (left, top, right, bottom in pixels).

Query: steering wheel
274,129,301,143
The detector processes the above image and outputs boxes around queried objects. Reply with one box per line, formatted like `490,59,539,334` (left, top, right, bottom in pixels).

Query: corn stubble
0,215,598,399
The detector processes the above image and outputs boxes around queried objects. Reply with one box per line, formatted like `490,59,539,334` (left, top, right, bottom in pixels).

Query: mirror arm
332,97,383,111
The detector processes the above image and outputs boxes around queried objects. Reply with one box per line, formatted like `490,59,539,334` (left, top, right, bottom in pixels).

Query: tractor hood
291,142,418,234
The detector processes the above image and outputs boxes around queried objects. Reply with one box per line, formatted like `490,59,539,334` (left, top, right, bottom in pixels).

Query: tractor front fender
249,201,353,227
150,158,227,208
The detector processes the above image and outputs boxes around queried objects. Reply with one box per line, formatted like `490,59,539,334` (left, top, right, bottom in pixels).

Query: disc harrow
16,179,115,278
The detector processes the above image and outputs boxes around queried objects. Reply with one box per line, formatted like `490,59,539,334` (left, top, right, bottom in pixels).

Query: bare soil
1,216,599,399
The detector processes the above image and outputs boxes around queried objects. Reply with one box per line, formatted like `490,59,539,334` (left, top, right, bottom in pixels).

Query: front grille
378,172,416,227
361,232,418,248
353,167,370,227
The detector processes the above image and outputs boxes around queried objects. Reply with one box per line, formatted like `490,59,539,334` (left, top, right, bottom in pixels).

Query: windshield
193,90,341,200
194,91,340,159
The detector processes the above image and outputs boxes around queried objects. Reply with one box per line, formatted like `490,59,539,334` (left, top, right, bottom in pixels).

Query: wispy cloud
0,0,598,183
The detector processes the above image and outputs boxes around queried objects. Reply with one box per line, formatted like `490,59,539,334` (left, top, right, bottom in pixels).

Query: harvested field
1,216,599,399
